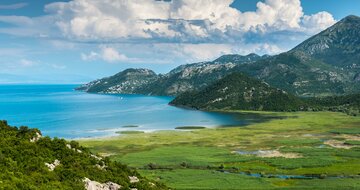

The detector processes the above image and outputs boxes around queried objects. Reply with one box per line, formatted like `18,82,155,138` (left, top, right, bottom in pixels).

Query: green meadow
80,112,360,189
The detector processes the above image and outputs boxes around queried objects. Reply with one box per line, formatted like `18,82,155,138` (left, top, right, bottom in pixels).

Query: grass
115,131,144,135
80,111,360,189
344,141,360,145
330,128,360,135
139,169,276,190
116,146,232,167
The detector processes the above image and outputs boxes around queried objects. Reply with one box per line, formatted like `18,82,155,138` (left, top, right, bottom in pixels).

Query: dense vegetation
0,121,167,190
306,93,360,116
170,72,360,115
170,72,305,111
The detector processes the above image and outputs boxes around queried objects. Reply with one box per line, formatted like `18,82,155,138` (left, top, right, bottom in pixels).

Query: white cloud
184,44,234,61
302,11,336,34
0,3,28,10
20,59,38,67
81,51,98,61
81,47,129,63
149,43,284,63
101,47,128,62
0,0,336,43
0,0,338,61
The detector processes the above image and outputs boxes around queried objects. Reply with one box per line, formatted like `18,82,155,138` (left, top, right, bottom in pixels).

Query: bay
0,85,244,139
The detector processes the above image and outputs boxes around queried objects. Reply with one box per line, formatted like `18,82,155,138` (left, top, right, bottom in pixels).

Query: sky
0,0,359,84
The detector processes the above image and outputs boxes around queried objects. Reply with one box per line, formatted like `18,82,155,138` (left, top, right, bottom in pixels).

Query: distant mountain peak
291,15,360,67
214,53,261,63
340,15,360,23
246,53,260,57
119,68,156,75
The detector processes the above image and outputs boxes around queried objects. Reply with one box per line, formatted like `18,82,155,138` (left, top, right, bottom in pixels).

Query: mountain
142,54,268,96
78,15,360,97
213,53,268,63
233,52,351,96
291,15,360,68
78,54,268,95
76,68,159,94
0,120,166,189
231,15,360,96
170,72,360,115
170,72,305,111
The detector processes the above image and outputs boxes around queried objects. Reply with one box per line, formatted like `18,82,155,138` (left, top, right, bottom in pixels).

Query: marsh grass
80,111,360,189
116,131,144,134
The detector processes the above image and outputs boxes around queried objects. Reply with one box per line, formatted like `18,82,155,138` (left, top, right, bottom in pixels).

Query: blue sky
0,0,359,84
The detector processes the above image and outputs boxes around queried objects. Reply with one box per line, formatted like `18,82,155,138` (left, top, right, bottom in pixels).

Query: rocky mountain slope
0,120,166,190
291,15,360,68
78,15,360,97
76,68,159,94
77,54,268,96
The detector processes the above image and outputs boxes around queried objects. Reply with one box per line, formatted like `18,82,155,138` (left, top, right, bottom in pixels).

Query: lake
0,85,245,139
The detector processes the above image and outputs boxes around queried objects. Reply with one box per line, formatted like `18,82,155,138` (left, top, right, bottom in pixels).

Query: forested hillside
0,121,167,190
170,72,360,115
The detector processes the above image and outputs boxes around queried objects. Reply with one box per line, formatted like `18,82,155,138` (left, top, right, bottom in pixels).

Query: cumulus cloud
302,11,336,34
81,47,129,63
55,0,335,42
0,0,336,43
0,0,337,61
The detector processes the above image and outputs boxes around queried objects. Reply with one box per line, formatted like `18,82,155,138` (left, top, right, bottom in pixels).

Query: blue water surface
0,85,243,139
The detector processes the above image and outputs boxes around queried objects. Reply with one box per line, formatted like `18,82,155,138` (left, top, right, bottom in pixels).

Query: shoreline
73,110,343,141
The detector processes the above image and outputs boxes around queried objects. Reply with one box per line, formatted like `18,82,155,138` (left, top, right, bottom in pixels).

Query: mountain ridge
77,15,360,97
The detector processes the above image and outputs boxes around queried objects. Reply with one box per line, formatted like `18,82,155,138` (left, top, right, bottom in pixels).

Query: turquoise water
0,85,243,139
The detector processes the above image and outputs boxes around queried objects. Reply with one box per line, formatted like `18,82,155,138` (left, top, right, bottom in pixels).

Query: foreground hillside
81,112,360,190
0,121,167,190
77,15,360,97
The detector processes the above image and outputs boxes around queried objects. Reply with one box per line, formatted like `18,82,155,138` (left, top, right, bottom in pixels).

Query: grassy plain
80,111,360,189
